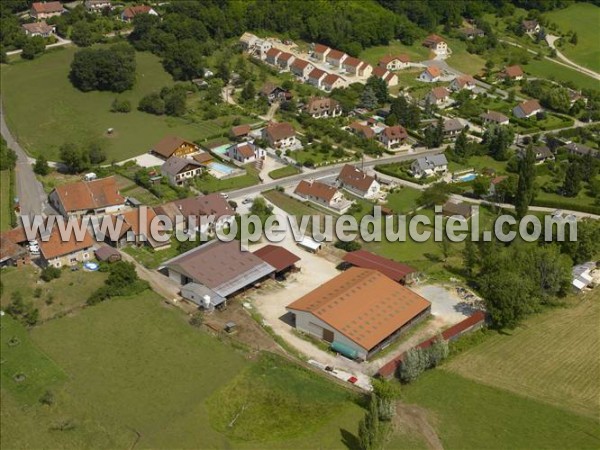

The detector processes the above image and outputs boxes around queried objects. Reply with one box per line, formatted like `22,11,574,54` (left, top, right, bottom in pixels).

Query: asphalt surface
0,99,50,218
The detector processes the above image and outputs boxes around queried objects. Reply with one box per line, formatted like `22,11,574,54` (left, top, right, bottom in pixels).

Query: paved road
545,35,600,81
6,35,72,56
0,99,49,219
227,148,444,199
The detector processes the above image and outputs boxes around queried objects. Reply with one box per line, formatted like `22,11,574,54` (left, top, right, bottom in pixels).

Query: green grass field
360,41,430,65
544,3,600,73
524,58,600,91
383,186,421,214
402,369,600,450
0,266,108,322
1,47,238,162
1,170,12,231
268,165,301,180
196,164,261,193
445,292,600,419
0,290,375,449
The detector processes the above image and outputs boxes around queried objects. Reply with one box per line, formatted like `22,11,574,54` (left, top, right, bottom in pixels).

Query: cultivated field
524,58,600,91
544,2,600,73
445,291,600,419
1,47,248,162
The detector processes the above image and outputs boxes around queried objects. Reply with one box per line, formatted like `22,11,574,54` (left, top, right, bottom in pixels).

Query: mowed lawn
1,290,373,449
444,292,600,420
544,2,600,73
524,58,600,91
360,40,430,65
1,170,12,231
402,370,600,450
1,47,221,162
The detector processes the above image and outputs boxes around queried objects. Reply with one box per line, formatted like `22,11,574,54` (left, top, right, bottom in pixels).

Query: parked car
242,197,253,204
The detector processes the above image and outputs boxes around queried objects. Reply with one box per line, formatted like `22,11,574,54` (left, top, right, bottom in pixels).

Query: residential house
442,118,466,138
372,66,399,87
522,20,540,34
312,43,331,62
378,55,410,71
286,268,431,360
419,66,441,82
84,0,111,12
322,73,345,91
337,164,381,198
151,136,199,160
461,28,485,39
106,207,171,251
263,122,296,149
349,122,376,140
192,151,214,166
480,110,510,126
410,154,449,178
30,1,64,20
260,83,291,103
230,124,251,141
121,4,158,21
519,145,554,164
442,200,473,220
291,59,315,80
161,239,275,298
343,57,372,77
488,175,508,196
500,65,524,81
49,176,126,217
422,34,449,54
253,38,273,59
294,180,350,212
0,228,29,268
227,142,266,164
426,87,450,106
265,47,282,65
307,68,327,88
22,21,55,37
450,75,476,91
379,125,409,151
565,142,599,158
39,226,95,268
326,49,347,68
276,51,295,70
160,156,203,187
239,32,259,51
154,194,235,234
305,97,342,118
513,99,542,118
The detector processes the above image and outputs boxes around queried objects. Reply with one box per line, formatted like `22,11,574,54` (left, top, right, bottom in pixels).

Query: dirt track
394,402,444,450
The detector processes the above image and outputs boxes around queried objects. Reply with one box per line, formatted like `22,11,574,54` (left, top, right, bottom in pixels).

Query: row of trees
59,141,107,173
399,336,449,383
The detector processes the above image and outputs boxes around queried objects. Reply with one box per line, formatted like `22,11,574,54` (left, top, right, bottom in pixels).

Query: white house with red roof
379,125,409,151
265,47,282,65
291,59,315,80
307,68,327,88
372,67,399,87
312,44,331,62
337,165,381,199
227,142,266,164
419,66,441,82
343,57,372,77
426,87,451,106
30,1,64,20
378,55,410,71
450,75,476,91
276,52,295,70
422,34,450,55
322,73,346,91
326,49,348,68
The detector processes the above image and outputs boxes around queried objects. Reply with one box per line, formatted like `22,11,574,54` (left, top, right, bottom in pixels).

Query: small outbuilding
342,250,417,284
94,245,121,263
253,245,300,276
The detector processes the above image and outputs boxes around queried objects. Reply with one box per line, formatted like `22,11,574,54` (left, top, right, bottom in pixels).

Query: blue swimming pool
211,144,231,155
208,162,236,175
456,173,477,182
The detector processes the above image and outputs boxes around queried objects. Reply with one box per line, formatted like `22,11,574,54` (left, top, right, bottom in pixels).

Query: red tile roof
343,56,362,68
379,54,410,65
342,250,416,282
265,122,295,141
308,68,326,80
294,180,338,203
291,59,311,70
323,73,342,86
383,125,408,140
31,1,63,13
265,47,281,58
423,34,445,47
424,66,441,78
349,122,375,139
230,124,251,137
287,268,431,351
516,99,542,116
52,176,124,213
253,245,300,272
314,43,330,54
372,66,389,78
39,223,95,260
152,136,197,159
338,164,376,192
327,49,346,60
122,4,153,19
502,65,524,78
429,86,450,100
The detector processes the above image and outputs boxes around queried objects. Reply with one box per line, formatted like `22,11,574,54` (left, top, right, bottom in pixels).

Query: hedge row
531,198,600,216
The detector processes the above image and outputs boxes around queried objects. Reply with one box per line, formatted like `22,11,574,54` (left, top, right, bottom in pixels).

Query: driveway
546,35,600,80
0,99,50,218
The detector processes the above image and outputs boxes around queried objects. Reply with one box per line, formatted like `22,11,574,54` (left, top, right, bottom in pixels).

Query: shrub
110,98,131,113
41,266,62,282
334,240,362,252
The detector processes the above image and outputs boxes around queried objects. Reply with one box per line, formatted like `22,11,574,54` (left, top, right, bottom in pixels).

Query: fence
377,310,487,379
